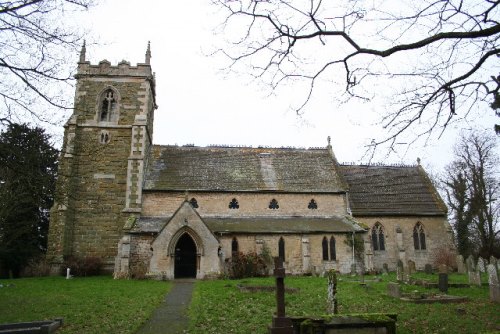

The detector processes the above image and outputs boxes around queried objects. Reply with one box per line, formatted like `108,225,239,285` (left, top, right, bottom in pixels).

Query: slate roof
131,216,364,234
339,165,447,216
144,145,346,192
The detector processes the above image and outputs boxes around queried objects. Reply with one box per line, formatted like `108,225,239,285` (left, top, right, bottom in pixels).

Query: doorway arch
174,233,197,278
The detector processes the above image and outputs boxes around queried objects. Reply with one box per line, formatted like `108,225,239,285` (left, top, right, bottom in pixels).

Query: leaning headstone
407,260,416,275
396,260,404,282
487,264,500,303
387,282,401,298
438,264,449,293
382,263,389,275
477,258,486,273
424,263,433,275
456,255,466,274
327,269,338,314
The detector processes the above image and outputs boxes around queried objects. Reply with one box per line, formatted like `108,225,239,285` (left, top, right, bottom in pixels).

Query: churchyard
1,268,499,333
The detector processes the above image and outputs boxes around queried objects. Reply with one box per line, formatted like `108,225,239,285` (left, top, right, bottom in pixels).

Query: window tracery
372,223,385,251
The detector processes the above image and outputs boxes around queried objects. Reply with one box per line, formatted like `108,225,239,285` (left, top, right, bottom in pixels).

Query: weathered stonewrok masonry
47,45,456,278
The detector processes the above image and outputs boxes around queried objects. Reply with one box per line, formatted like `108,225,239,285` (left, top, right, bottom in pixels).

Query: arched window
322,237,329,260
322,236,337,261
278,237,285,261
231,237,239,256
413,222,426,250
99,88,118,122
372,223,385,251
329,236,336,260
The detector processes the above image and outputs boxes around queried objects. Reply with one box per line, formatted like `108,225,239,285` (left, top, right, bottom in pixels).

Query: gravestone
396,260,404,282
466,255,475,272
456,255,466,274
382,263,389,275
487,264,500,303
327,269,338,314
407,260,416,275
268,257,293,334
424,264,433,275
387,282,401,298
438,264,448,293
477,258,486,273
490,256,497,268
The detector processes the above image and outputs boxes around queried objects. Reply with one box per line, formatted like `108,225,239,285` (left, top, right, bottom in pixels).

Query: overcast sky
70,0,497,173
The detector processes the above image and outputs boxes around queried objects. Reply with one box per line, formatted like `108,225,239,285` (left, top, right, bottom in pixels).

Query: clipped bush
227,251,268,279
63,256,103,276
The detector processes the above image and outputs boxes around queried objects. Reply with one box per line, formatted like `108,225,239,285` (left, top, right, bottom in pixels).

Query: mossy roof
131,215,364,234
144,145,346,192
339,164,447,216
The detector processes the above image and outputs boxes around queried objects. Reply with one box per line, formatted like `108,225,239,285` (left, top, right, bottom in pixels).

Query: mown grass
0,276,171,334
188,273,500,334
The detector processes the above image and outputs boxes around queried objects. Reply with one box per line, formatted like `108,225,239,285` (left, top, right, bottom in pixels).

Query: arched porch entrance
174,233,197,278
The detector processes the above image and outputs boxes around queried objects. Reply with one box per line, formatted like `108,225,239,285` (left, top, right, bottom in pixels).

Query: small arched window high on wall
99,88,118,122
278,237,285,261
231,237,239,256
413,222,427,250
322,237,329,260
372,223,385,251
189,198,198,208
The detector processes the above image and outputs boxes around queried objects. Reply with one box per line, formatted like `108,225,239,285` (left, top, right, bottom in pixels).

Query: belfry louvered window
99,88,117,122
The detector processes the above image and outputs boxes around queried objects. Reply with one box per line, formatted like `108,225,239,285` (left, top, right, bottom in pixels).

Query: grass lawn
188,273,500,334
0,276,171,334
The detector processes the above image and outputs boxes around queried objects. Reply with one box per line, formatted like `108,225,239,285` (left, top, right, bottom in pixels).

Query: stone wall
357,216,455,271
142,192,348,217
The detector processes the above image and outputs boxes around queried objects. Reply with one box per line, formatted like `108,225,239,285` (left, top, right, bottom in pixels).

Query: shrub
227,251,268,279
130,261,148,280
21,257,51,277
432,246,457,270
62,256,103,276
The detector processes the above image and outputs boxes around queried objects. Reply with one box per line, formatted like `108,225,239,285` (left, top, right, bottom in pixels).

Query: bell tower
47,43,157,272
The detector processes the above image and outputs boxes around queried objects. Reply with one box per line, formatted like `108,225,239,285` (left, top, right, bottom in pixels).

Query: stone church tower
47,43,157,272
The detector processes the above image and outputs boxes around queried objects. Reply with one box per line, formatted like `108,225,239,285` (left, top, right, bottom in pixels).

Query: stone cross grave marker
268,257,293,334
487,264,500,303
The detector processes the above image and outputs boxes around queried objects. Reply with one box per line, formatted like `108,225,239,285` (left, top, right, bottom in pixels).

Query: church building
47,45,455,279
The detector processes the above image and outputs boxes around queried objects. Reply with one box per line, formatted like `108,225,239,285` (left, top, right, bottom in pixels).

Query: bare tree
212,0,500,147
0,0,92,126
443,130,500,258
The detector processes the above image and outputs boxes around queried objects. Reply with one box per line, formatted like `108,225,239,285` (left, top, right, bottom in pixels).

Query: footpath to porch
135,280,195,334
